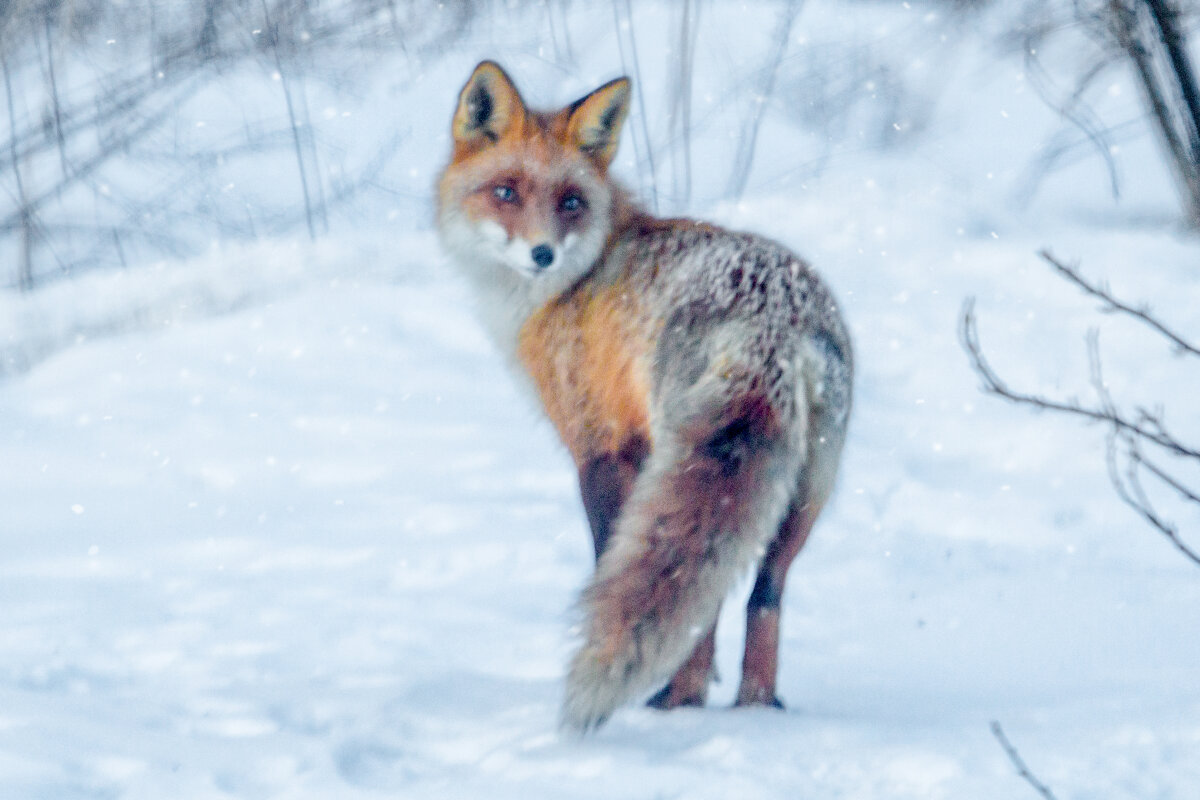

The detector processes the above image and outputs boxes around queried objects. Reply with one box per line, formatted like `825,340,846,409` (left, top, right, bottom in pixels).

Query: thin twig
1089,330,1200,565
1136,447,1200,505
959,299,1200,459
44,15,70,180
963,292,1200,570
1040,249,1200,358
2,48,34,290
1108,430,1200,566
1092,339,1200,565
611,0,658,213
1021,33,1122,200
990,721,1060,800
725,0,801,201
260,0,317,242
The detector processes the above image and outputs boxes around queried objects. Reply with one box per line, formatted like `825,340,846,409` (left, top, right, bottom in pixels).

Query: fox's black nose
531,244,555,269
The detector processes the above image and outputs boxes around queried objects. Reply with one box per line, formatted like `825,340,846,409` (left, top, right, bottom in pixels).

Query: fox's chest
516,287,654,466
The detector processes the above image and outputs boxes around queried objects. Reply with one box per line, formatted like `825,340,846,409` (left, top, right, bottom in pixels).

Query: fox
436,61,852,732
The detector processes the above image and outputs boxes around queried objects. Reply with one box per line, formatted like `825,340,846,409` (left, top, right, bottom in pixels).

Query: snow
2,1,1200,798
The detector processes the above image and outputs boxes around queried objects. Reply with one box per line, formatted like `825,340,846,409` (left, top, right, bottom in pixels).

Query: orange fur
517,284,655,468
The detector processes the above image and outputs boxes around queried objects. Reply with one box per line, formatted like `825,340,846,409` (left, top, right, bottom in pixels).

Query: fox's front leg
577,435,649,560
577,434,716,710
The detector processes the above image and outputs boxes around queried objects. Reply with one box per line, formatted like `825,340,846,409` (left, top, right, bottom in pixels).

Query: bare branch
958,298,1200,460
1108,0,1200,224
1040,249,1200,358
666,0,698,206
1142,0,1200,167
0,77,205,234
725,0,801,202
1107,431,1200,566
260,0,317,242
1137,447,1200,506
612,0,658,213
963,253,1200,570
1,47,33,290
990,721,1060,800
1088,333,1200,564
1021,33,1122,200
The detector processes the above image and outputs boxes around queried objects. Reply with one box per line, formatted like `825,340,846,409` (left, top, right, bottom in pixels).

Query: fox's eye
559,194,585,213
493,185,517,203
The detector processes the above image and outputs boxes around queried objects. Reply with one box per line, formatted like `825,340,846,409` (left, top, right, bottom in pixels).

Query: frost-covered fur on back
436,61,852,733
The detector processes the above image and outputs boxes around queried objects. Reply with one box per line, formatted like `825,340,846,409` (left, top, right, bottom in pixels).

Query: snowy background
2,1,1199,797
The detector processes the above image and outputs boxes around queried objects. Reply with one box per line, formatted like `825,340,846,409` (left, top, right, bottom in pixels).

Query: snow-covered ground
2,2,1199,798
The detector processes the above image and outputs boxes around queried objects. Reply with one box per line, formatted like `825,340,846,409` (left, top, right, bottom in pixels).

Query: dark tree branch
959,298,1200,460
1108,0,1200,224
1105,429,1200,566
961,247,1200,569
990,721,1060,800
1039,249,1200,358
0,77,204,233
1143,0,1200,161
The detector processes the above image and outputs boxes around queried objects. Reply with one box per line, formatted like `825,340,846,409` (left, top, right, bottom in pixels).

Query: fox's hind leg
737,361,849,710
735,497,821,708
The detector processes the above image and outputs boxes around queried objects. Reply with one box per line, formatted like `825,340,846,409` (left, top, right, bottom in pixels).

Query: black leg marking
580,454,622,560
746,567,783,612
578,435,649,560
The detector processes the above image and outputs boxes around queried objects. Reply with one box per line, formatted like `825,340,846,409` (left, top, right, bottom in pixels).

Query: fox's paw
733,684,786,710
646,683,706,710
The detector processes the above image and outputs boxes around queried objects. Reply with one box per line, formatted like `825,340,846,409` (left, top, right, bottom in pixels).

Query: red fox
436,61,852,732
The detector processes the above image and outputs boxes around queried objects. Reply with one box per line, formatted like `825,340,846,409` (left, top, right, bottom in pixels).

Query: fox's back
648,222,850,428
518,215,852,472
618,219,852,405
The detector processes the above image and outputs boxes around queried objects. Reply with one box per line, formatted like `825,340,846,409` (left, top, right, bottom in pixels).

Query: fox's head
437,61,631,301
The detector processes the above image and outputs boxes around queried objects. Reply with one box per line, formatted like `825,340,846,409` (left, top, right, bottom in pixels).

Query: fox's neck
464,266,547,359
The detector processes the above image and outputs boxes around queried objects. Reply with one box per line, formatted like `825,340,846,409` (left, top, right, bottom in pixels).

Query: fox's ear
452,61,526,145
565,77,631,168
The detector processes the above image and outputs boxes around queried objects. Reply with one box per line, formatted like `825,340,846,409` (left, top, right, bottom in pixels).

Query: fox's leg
582,432,719,710
735,497,821,708
562,392,800,731
645,610,719,709
578,436,649,560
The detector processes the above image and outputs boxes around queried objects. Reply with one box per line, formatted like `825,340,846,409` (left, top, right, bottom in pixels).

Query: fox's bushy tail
561,381,804,732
